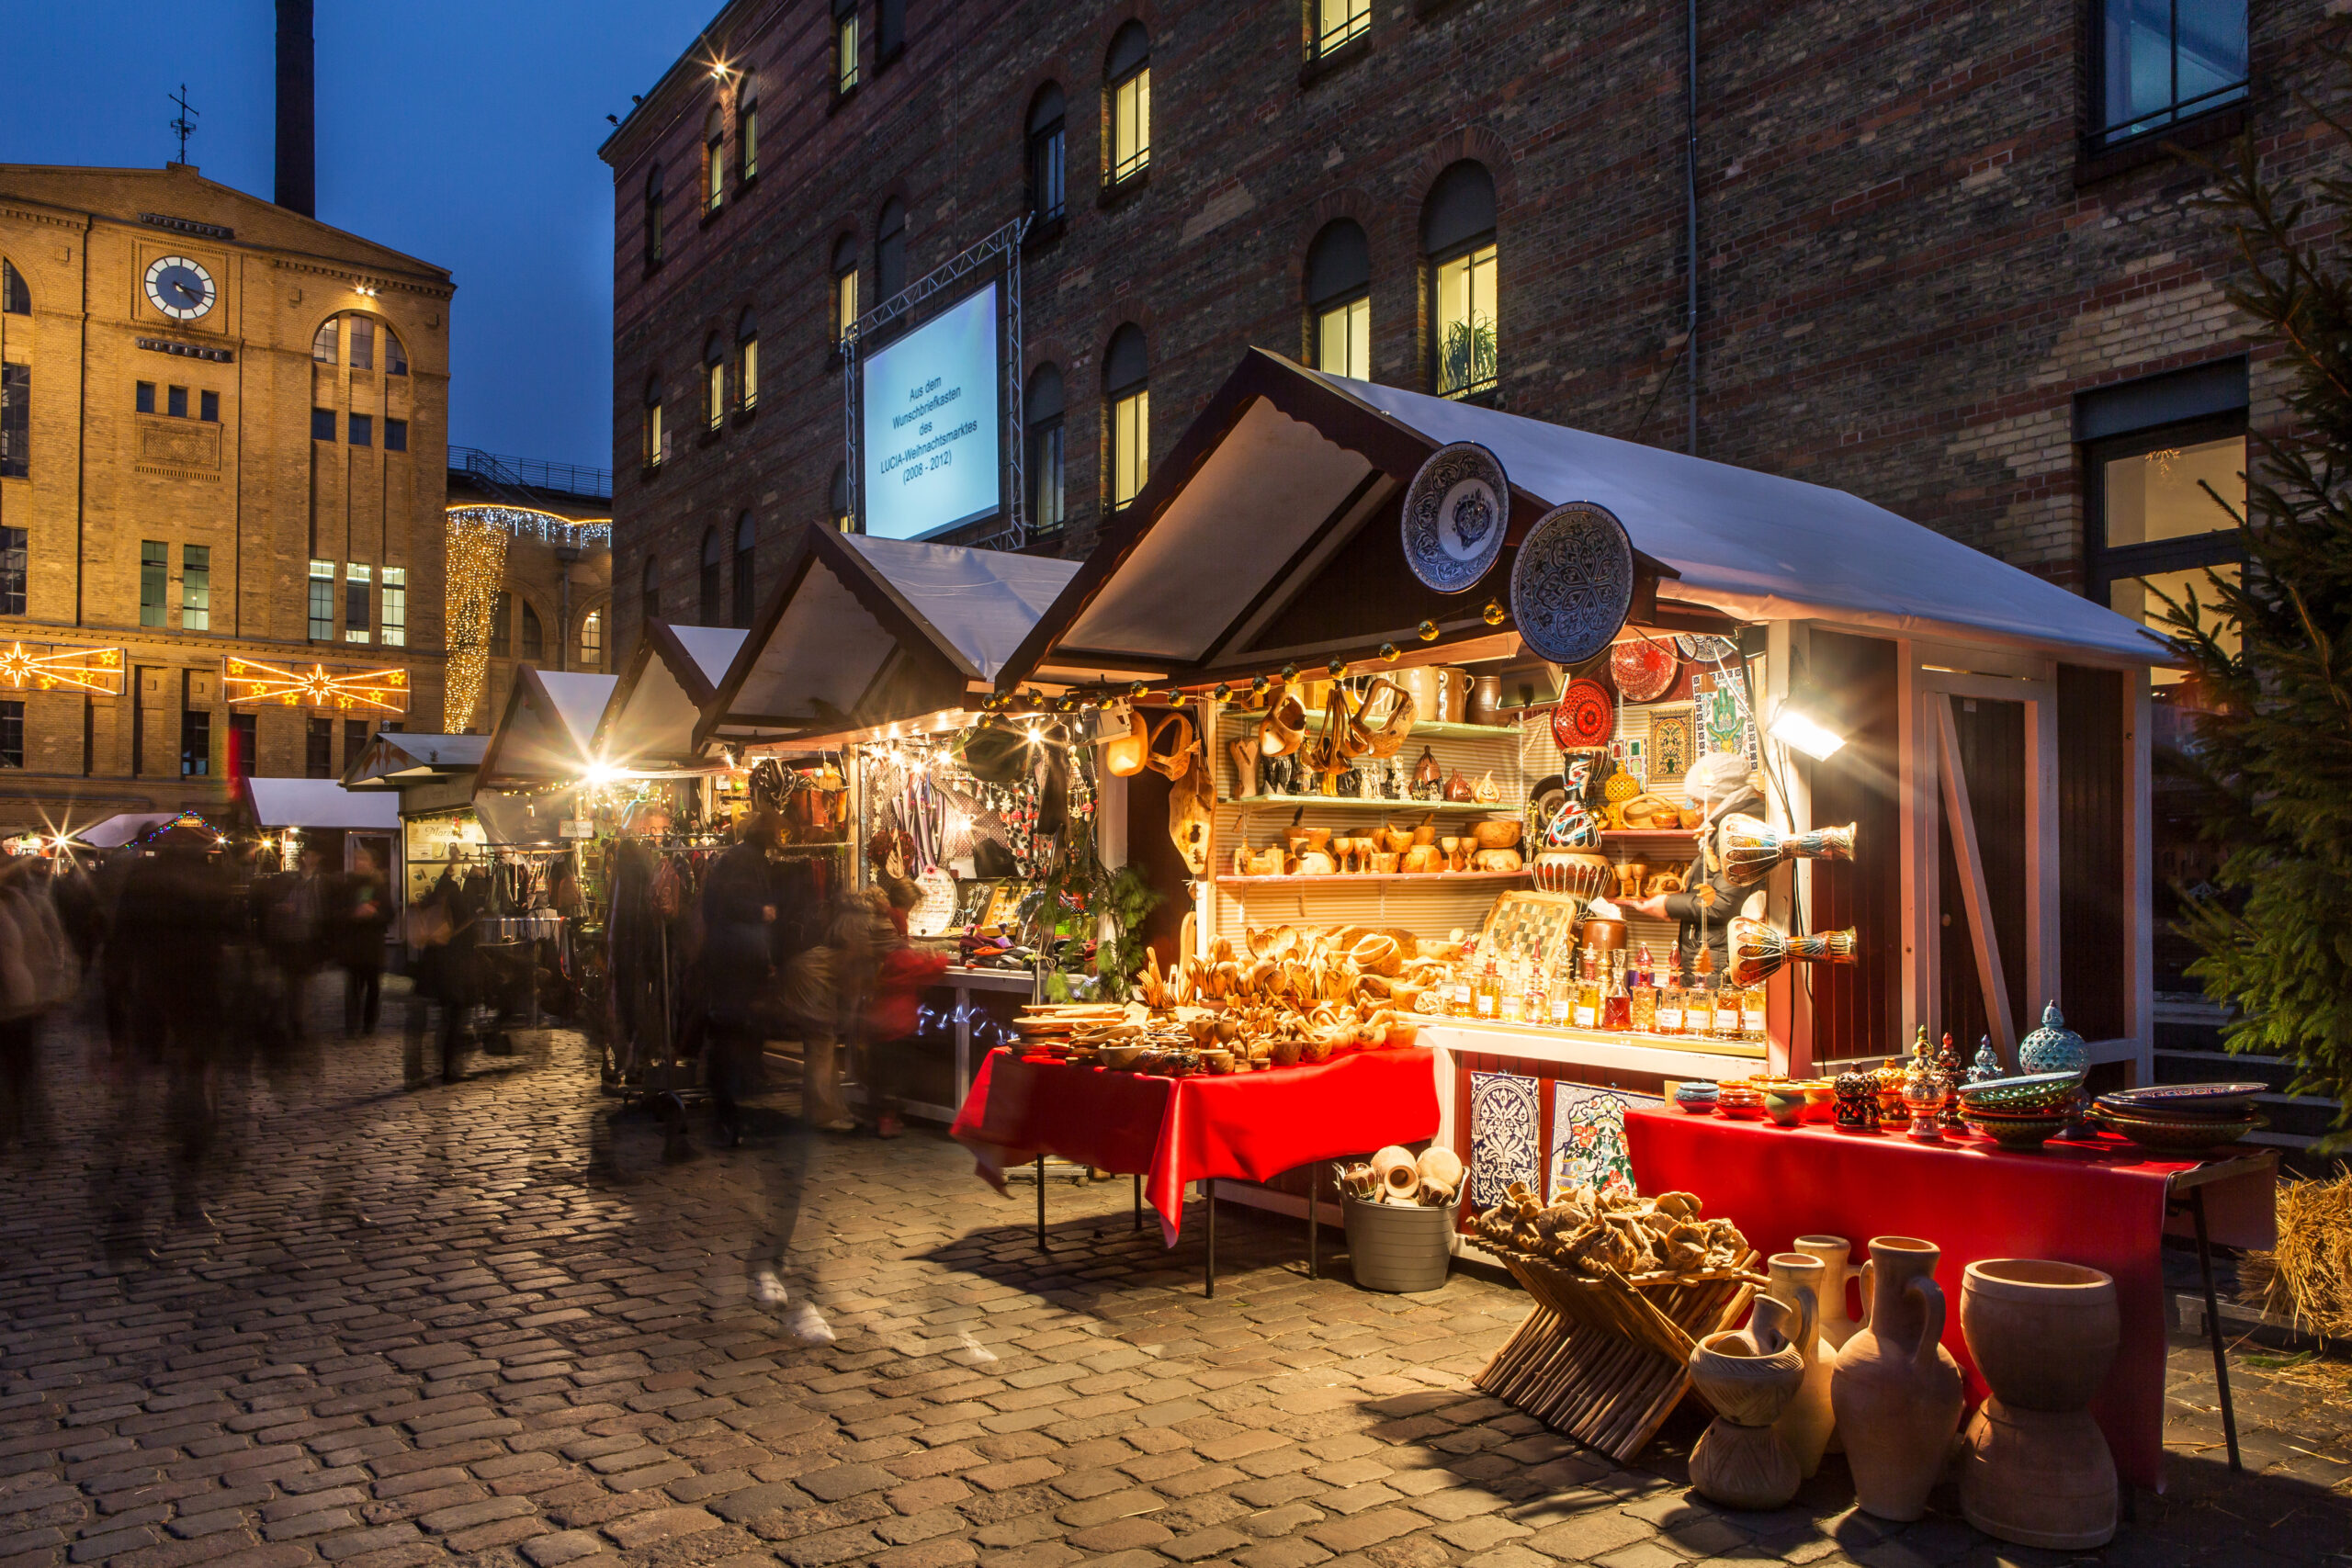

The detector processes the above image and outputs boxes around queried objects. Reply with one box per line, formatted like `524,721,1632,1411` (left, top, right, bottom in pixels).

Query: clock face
144,255,216,321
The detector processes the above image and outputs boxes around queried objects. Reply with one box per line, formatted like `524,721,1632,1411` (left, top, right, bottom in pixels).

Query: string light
1326,659,1346,678
1482,600,1507,626
1416,620,1440,642
0,642,123,696
444,514,509,729
1378,643,1399,661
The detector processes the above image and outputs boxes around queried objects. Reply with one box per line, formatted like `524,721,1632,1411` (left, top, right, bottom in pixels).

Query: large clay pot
1688,1295,1805,1510
1794,1235,1860,1451
1764,1253,1835,1477
1828,1235,1964,1521
1958,1259,2120,1550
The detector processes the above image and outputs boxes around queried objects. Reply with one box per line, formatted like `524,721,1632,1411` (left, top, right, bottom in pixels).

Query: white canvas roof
73,811,185,848
243,778,401,831
477,669,619,789
343,731,491,789
595,622,748,772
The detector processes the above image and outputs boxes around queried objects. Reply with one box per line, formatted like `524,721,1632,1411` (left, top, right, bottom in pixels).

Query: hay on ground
2239,1171,2352,1339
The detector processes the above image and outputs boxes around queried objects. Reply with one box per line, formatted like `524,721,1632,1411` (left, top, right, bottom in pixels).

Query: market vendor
1618,752,1766,980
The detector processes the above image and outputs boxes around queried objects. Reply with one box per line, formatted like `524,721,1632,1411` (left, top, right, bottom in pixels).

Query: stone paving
1,978,2348,1568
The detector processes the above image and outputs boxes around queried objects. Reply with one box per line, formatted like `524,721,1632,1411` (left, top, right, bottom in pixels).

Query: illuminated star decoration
223,657,411,714
0,643,124,696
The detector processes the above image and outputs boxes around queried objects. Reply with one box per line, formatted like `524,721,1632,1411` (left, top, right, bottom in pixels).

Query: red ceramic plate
1551,678,1615,750
1610,637,1680,703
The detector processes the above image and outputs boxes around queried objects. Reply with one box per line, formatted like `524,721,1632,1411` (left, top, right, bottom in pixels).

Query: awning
1000,351,2169,690
243,777,401,831
699,524,1080,751
73,811,187,849
476,669,619,790
342,731,490,789
595,620,747,772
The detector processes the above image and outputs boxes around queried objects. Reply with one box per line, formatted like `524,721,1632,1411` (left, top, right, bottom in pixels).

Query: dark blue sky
0,0,717,469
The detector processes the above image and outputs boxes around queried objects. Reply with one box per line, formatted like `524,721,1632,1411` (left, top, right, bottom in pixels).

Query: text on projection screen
861,283,1002,540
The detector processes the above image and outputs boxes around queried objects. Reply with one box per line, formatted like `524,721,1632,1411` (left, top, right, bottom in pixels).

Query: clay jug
1793,1235,1860,1350
1688,1295,1806,1510
1958,1259,2120,1550
1764,1253,1835,1477
1828,1235,1964,1521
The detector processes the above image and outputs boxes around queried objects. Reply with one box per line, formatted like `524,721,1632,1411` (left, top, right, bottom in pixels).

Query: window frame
0,698,18,770
876,197,908,304
309,559,335,641
1429,238,1499,400
305,715,334,779
166,385,187,419
832,236,860,345
2091,0,2250,150
381,566,407,648
0,259,28,316
348,412,373,447
1311,0,1372,60
199,389,219,423
140,540,168,629
520,599,544,662
1105,24,1152,190
1027,85,1068,228
738,75,761,183
137,380,156,414
834,0,862,96
180,705,210,778
700,525,725,623
345,561,371,643
640,557,662,626
0,525,25,616
2086,409,2250,605
644,164,666,269
1026,363,1066,535
0,364,22,479
384,417,408,452
705,334,727,433
580,605,605,670
732,512,757,627
704,106,726,215
738,312,761,412
311,406,336,442
182,543,209,632
643,379,665,470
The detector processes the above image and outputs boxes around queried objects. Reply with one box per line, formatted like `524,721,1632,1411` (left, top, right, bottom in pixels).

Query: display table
1623,1108,2277,1491
951,1047,1442,1292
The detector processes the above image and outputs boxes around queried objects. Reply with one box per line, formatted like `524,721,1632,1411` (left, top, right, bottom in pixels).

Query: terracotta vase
1828,1235,1964,1521
1688,1295,1806,1510
1764,1253,1835,1478
1958,1259,2120,1550
1794,1235,1859,1451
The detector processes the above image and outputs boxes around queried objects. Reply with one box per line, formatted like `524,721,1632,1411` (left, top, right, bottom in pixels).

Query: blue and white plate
1510,502,1634,666
1402,442,1510,593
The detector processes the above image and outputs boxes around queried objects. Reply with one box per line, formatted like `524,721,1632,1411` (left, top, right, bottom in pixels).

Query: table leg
1204,1179,1216,1299
1132,1174,1142,1232
2190,1186,2242,1472
1307,1164,1318,1281
1035,1155,1047,1253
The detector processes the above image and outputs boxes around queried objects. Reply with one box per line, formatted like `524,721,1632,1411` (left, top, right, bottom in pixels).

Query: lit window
834,0,861,94
381,566,406,648
580,607,604,669
1026,364,1064,533
700,526,724,623
705,106,725,214
2098,0,2247,146
1027,85,1066,225
182,544,209,632
1319,297,1370,381
738,311,760,410
644,379,664,468
310,559,334,640
1104,324,1149,510
312,318,338,363
876,197,907,301
738,75,760,181
1315,0,1371,56
345,562,370,642
2097,430,2248,680
706,335,726,432
141,541,167,628
1106,23,1150,186
384,417,407,452
0,526,24,615
0,365,24,478
833,235,859,344
644,164,665,267
0,260,27,315
733,512,756,626
349,316,374,371
520,601,543,662
1423,161,1498,398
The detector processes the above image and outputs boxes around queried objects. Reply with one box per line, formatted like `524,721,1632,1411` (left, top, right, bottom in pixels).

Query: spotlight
1769,687,1849,761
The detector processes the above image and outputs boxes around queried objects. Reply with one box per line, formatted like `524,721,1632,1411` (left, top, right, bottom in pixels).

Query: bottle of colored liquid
1601,950,1632,1032
1571,945,1600,1030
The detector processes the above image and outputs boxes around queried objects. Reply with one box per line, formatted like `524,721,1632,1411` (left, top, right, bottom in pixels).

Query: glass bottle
1474,955,1501,1021
1629,957,1658,1033
1523,964,1547,1030
1601,950,1632,1032
1571,945,1600,1031
1448,966,1474,1019
1712,976,1744,1040
1742,979,1770,1043
1655,972,1686,1036
1498,960,1526,1025
1546,960,1575,1029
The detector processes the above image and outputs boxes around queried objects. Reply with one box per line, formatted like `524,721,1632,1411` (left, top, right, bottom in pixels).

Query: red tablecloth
951,1048,1442,1245
1624,1108,2274,1493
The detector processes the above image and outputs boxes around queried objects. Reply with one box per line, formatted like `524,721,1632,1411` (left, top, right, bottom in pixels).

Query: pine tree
2160,104,2352,1150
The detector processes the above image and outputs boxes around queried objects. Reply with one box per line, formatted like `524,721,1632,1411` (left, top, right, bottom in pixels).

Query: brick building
0,160,451,832
443,449,616,733
604,1,2319,676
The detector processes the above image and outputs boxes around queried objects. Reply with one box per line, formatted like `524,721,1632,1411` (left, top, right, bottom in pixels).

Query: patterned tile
1467,1071,1540,1210
1546,1086,1658,1201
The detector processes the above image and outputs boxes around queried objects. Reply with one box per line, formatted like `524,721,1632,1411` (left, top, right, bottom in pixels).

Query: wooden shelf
1227,714,1521,742
1229,795,1517,812
1601,829,1698,848
1214,870,1533,888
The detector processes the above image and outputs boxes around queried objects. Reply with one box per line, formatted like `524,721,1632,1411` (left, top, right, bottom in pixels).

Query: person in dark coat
700,810,783,1145
1619,751,1769,981
338,848,392,1037
403,857,481,1086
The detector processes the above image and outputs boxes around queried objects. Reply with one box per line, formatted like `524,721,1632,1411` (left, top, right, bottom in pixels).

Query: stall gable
841,536,1078,682
597,622,747,770
477,669,617,789
727,552,914,728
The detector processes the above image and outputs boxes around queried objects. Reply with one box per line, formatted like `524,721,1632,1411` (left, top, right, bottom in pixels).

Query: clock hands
172,278,205,306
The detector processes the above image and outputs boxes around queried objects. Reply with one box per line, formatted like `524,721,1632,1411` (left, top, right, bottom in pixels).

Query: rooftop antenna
168,84,198,164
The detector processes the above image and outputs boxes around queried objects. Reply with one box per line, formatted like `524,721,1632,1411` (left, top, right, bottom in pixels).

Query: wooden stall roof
341,732,490,790
594,621,748,773
475,668,618,791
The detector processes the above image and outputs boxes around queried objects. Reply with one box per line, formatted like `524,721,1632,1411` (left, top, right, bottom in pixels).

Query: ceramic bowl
1958,1071,2086,1113
2098,1110,2264,1153
1762,1086,1809,1127
1962,1112,2070,1150
1672,1084,1720,1114
1101,1044,1148,1070
1718,1100,1766,1122
2093,1093,2256,1124
2101,1081,2266,1111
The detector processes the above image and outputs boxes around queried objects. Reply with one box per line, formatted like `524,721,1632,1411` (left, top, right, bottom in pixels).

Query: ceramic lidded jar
1763,1253,1836,1478
2018,1002,2089,1077
1828,1235,1964,1521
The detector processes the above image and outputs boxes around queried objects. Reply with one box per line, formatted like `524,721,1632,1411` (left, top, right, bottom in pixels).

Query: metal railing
449,446,613,502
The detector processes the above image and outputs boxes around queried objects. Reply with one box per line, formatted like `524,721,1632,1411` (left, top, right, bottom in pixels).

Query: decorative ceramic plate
1676,633,1740,664
2097,1111,2264,1153
2093,1096,2254,1125
1963,1114,2070,1150
1610,637,1680,703
1552,679,1615,750
1510,502,1634,665
1401,442,1510,593
1956,1071,2086,1111
2101,1081,2266,1110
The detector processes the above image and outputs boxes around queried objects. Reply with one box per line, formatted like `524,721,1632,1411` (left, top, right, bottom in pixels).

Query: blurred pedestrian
0,857,75,1154
338,847,391,1037
259,844,328,1043
862,876,945,1140
700,810,783,1146
403,857,481,1086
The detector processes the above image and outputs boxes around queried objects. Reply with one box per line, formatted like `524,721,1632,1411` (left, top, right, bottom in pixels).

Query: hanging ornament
1213,682,1232,701
1250,673,1271,695
1378,643,1399,662
1327,659,1346,678
1163,687,1184,705
1281,662,1300,682
1417,620,1441,643
1130,680,1148,698
1483,601,1508,626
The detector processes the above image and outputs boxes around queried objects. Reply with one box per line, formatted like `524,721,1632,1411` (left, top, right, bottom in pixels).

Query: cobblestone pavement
2,982,2348,1568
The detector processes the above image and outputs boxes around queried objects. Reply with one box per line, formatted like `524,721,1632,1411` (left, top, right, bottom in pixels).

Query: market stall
239,775,401,883
341,730,492,905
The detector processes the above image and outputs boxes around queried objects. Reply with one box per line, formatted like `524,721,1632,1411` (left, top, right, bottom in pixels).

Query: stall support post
1132,1175,1142,1232
1306,1165,1318,1281
1035,1155,1047,1252
1204,1179,1216,1298
2188,1186,2242,1472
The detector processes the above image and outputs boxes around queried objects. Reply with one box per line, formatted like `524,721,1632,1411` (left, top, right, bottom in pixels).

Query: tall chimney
275,0,315,218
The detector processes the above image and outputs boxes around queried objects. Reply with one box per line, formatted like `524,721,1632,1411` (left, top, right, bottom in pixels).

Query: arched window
1104,323,1148,511
640,556,661,624
520,601,544,663
733,512,757,626
704,106,725,214
1306,220,1372,382
833,0,861,95
3,259,31,315
700,525,724,623
737,310,760,412
737,70,761,181
1422,161,1498,398
832,233,859,344
311,317,339,363
385,327,408,376
490,591,513,657
1027,85,1066,226
876,197,908,302
644,163,665,267
1026,363,1065,534
830,461,852,532
348,316,375,371
705,333,726,432
642,376,665,468
1105,23,1151,187
580,607,605,671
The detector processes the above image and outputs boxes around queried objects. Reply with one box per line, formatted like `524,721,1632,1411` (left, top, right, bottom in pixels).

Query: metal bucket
1342,1195,1456,1292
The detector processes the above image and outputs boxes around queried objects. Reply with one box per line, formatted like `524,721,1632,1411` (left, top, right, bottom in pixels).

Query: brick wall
605,0,2346,663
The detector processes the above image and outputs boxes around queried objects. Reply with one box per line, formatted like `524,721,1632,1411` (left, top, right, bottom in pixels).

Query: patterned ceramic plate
1551,679,1615,750
1510,502,1634,665
2097,1110,2264,1153
1676,633,1740,664
1956,1070,2086,1111
1610,637,1680,703
2101,1081,2266,1109
2094,1094,2255,1124
1401,442,1510,593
